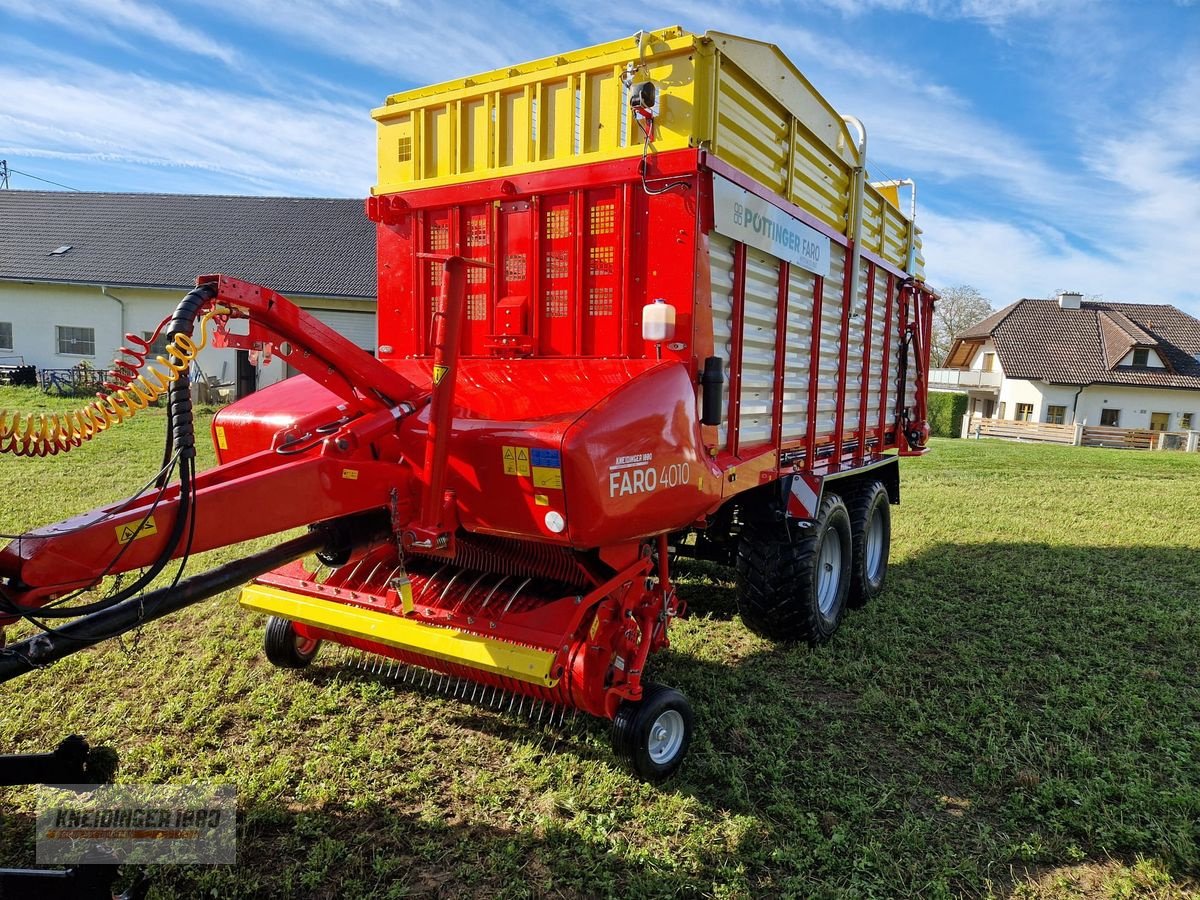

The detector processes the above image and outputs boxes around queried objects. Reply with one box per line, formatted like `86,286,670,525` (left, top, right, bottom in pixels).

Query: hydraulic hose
0,529,328,682
0,285,216,620
0,285,220,457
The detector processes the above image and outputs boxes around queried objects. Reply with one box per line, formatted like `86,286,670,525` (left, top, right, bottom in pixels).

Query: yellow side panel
372,28,700,193
240,585,559,687
861,186,912,270
460,96,489,175
712,60,790,197
790,122,852,233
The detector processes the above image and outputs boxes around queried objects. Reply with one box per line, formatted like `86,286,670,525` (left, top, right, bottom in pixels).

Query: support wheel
264,616,321,669
735,493,852,645
611,684,693,783
846,481,891,608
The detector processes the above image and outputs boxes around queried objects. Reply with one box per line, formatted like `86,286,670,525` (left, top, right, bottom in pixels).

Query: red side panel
373,150,700,366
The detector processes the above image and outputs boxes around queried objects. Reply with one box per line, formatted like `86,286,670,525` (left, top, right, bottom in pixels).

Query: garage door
307,309,376,351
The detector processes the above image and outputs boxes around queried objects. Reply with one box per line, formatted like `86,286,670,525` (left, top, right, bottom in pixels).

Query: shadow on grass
290,543,1200,882
1,542,1195,897
0,799,718,899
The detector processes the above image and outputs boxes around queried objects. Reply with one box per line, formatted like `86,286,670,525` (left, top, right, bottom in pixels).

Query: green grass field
1,385,1198,898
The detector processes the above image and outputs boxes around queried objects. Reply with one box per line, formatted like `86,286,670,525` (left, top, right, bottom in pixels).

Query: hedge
928,391,969,438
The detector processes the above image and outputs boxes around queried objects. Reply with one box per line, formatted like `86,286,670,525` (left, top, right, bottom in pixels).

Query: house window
1131,348,1149,366
142,330,172,358
56,325,95,356
1181,413,1194,430
1046,405,1066,425
1100,408,1121,427
1150,412,1170,432
982,352,995,372
1015,403,1034,422
0,322,11,351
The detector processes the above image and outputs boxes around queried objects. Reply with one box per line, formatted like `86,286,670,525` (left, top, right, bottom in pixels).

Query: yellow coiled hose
0,310,220,457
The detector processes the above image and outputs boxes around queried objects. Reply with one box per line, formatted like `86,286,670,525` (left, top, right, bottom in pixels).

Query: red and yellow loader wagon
0,28,934,786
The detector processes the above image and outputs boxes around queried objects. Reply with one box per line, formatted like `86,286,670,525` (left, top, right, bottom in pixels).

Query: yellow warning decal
215,425,228,450
502,446,531,476
342,468,359,480
432,364,449,385
115,516,157,545
534,494,549,506
531,466,562,489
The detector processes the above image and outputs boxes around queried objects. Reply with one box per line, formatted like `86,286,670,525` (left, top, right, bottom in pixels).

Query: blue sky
2,0,1198,314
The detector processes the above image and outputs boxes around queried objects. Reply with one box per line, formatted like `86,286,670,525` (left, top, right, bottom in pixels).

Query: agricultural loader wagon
0,26,934,803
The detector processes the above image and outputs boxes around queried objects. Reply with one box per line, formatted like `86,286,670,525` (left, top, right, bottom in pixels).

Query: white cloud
0,54,373,195
0,0,237,66
187,0,580,85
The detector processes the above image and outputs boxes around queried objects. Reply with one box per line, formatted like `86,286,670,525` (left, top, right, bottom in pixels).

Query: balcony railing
928,368,1002,390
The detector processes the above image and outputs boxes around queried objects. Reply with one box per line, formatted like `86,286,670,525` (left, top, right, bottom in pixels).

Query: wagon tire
846,481,891,608
735,493,852,645
612,684,693,783
264,616,321,669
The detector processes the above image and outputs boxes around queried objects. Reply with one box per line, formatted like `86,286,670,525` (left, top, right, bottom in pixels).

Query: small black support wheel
735,493,853,645
263,616,321,669
846,481,892,608
611,684,694,783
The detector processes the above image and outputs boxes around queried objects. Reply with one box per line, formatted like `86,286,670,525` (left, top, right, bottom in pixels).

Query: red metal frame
770,260,790,450
877,273,897,451
804,274,826,462
855,262,877,464
832,252,855,468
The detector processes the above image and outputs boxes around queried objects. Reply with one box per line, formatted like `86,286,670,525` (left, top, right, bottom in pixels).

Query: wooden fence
962,416,1199,451
966,418,1079,444
1081,425,1157,450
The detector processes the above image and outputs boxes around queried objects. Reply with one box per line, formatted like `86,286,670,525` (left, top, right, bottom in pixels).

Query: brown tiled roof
956,301,1019,340
949,299,1200,389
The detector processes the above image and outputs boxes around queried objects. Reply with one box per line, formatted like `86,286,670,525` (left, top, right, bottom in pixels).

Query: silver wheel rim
865,507,885,581
816,530,843,616
647,709,686,765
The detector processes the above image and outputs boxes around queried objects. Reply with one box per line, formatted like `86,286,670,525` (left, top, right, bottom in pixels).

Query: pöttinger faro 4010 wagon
0,27,934,783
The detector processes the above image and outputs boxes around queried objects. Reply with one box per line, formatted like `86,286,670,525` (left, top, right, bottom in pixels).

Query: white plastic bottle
641,298,677,342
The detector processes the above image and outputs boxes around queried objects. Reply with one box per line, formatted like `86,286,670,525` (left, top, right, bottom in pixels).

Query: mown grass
1,384,1198,898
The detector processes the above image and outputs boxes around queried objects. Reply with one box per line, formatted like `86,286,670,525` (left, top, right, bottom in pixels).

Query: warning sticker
502,446,531,477
115,516,158,545
432,364,449,385
532,466,562,489
534,494,549,506
215,425,228,451
342,468,359,480
531,448,561,468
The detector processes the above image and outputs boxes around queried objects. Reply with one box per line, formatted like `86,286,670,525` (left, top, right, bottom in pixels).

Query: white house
931,291,1200,432
0,190,377,396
